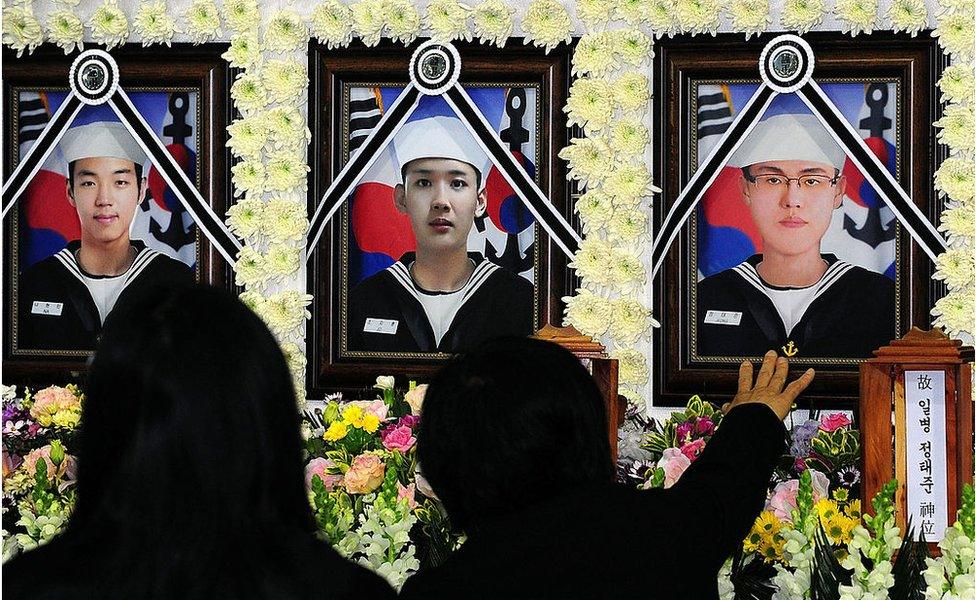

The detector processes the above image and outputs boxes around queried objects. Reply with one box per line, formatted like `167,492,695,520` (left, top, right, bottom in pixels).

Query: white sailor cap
729,114,847,170
392,116,491,188
60,122,147,173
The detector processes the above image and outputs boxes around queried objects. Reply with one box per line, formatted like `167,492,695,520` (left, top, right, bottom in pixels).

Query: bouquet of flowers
1,384,83,561
303,377,460,590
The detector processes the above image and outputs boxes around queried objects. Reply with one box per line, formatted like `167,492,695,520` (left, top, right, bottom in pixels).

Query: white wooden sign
904,370,949,543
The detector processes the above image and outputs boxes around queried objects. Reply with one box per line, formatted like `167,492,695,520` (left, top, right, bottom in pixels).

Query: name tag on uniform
31,301,63,316
704,310,742,326
364,318,399,335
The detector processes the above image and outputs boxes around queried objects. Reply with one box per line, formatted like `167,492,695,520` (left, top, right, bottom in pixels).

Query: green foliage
889,518,930,600
958,483,974,540
806,428,860,473
810,524,850,600
641,395,723,459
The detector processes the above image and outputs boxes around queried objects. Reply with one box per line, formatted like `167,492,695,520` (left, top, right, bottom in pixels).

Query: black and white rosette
306,41,581,260
650,34,947,279
1,50,242,265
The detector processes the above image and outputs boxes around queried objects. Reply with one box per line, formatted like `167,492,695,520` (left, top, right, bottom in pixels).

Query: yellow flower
815,498,840,521
361,413,381,433
323,421,349,442
824,513,856,544
755,511,783,535
757,534,785,563
845,499,862,520
342,405,364,427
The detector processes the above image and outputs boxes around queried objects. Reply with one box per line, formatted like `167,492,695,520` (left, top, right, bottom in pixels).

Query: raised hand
721,350,815,421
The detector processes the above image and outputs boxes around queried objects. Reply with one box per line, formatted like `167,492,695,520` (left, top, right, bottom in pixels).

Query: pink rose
660,448,692,488
819,413,852,432
398,414,420,429
404,384,427,415
343,453,386,494
349,400,389,421
766,470,830,522
381,424,417,452
305,458,342,492
397,482,418,510
680,438,707,462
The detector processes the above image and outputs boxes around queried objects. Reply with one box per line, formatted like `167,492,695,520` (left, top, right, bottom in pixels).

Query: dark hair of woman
4,284,394,600
416,336,613,534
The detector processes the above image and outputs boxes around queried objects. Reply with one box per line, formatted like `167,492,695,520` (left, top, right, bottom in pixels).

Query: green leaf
958,483,974,539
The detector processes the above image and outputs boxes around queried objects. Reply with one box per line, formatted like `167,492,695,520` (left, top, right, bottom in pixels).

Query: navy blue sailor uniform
696,254,896,359
17,240,193,351
348,253,535,353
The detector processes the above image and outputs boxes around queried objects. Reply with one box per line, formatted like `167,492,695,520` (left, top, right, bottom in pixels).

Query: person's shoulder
20,253,69,281
140,250,193,279
832,262,894,296
350,267,398,299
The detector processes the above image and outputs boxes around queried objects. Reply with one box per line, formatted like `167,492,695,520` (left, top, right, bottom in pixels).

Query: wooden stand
532,325,623,462
860,328,974,553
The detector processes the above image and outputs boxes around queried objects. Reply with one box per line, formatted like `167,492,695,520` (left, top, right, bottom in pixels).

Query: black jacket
398,404,787,599
696,254,896,359
347,253,535,353
16,240,193,352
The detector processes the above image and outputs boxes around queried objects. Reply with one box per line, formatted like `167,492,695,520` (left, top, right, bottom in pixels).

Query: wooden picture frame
2,44,237,383
307,39,577,397
651,32,948,408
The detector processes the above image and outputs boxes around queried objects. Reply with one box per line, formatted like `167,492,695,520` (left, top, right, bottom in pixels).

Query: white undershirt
763,284,819,336
80,273,128,324
416,288,467,346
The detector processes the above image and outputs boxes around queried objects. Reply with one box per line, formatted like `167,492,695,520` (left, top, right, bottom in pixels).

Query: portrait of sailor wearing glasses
347,116,535,353
17,121,193,351
696,113,895,359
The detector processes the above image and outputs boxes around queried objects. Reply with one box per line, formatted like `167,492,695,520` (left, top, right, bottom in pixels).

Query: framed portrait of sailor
308,41,575,395
652,33,946,407
2,45,237,376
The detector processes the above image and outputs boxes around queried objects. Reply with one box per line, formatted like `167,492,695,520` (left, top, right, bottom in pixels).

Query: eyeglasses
742,168,841,199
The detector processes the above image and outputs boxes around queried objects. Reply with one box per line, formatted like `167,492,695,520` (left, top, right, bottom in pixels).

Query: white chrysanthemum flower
939,202,976,241
933,10,975,61
934,103,975,155
559,136,613,185
310,0,354,49
780,0,827,34
133,1,178,47
239,289,267,314
933,246,975,289
262,196,309,242
226,114,269,159
222,0,261,32
46,10,84,55
264,10,309,52
613,346,650,387
887,0,927,35
351,0,386,47
572,32,617,76
89,1,130,50
606,206,647,241
561,288,613,337
675,0,724,36
938,64,976,105
611,120,649,159
609,298,652,342
576,0,615,26
646,0,680,37
231,159,266,195
231,72,269,115
263,291,313,336
565,77,616,132
834,0,877,36
614,72,650,113
614,0,650,25
931,290,975,338
570,238,616,286
728,0,771,39
234,246,267,288
265,150,310,192
603,164,653,203
183,0,222,44
221,32,261,69
934,158,976,203
226,195,266,239
608,248,646,290
522,0,573,54
280,341,307,374
427,0,472,42
575,188,615,232
385,0,421,44
264,106,311,152
615,28,653,66
264,244,302,279
472,0,515,47
263,58,308,104
3,6,43,57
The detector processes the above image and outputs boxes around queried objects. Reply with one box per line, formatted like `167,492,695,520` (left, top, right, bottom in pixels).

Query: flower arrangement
305,377,460,589
2,385,82,561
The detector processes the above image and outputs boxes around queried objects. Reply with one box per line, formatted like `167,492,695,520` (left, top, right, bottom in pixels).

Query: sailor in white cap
18,121,192,351
697,113,895,359
348,116,534,353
